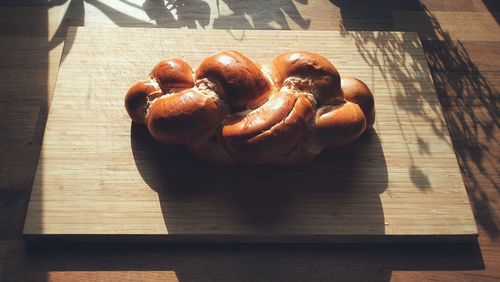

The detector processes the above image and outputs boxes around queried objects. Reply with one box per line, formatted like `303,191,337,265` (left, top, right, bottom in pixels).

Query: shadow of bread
131,123,388,242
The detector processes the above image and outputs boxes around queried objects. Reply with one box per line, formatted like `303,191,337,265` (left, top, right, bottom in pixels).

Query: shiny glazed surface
125,51,375,165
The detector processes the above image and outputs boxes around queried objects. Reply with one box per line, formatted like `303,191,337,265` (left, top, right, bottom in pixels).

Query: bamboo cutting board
23,27,477,242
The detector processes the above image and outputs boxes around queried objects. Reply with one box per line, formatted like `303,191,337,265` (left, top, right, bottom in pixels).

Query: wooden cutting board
23,27,477,242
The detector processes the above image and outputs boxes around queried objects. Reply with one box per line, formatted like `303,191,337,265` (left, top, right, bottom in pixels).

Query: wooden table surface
0,0,498,281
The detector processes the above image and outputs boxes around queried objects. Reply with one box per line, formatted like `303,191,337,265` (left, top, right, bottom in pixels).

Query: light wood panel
23,27,477,242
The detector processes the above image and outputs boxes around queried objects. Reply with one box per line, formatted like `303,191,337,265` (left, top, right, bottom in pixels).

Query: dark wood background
0,0,498,281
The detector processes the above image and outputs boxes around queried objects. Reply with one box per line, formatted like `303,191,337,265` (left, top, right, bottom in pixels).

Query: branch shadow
213,0,311,30
141,0,211,29
331,0,500,238
2,0,493,281
333,0,499,238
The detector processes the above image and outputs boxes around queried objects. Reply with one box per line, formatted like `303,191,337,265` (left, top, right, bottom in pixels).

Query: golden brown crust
308,102,367,149
221,91,315,164
124,80,162,124
146,89,225,144
150,58,194,92
125,51,375,165
341,77,375,127
270,51,343,105
195,51,271,110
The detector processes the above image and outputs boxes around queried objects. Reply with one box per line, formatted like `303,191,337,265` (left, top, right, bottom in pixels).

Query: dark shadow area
0,0,495,281
409,165,431,189
213,0,310,30
333,0,499,237
1,241,482,281
0,0,60,242
330,1,426,31
482,0,500,24
131,123,387,240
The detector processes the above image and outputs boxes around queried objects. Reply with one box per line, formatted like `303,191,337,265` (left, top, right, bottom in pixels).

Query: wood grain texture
22,27,476,242
1,0,499,280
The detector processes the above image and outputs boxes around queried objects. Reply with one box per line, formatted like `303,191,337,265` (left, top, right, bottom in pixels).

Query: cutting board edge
22,232,478,244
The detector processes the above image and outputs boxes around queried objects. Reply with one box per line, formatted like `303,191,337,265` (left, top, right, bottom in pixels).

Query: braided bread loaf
125,51,375,165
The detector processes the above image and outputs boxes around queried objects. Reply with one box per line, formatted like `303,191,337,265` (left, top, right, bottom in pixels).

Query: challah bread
221,91,316,164
308,101,367,149
124,80,162,124
150,58,195,92
195,50,272,110
125,51,375,165
270,51,343,105
146,88,226,144
341,77,375,127
272,102,366,165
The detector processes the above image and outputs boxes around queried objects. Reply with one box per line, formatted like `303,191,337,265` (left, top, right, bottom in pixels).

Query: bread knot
125,51,375,165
